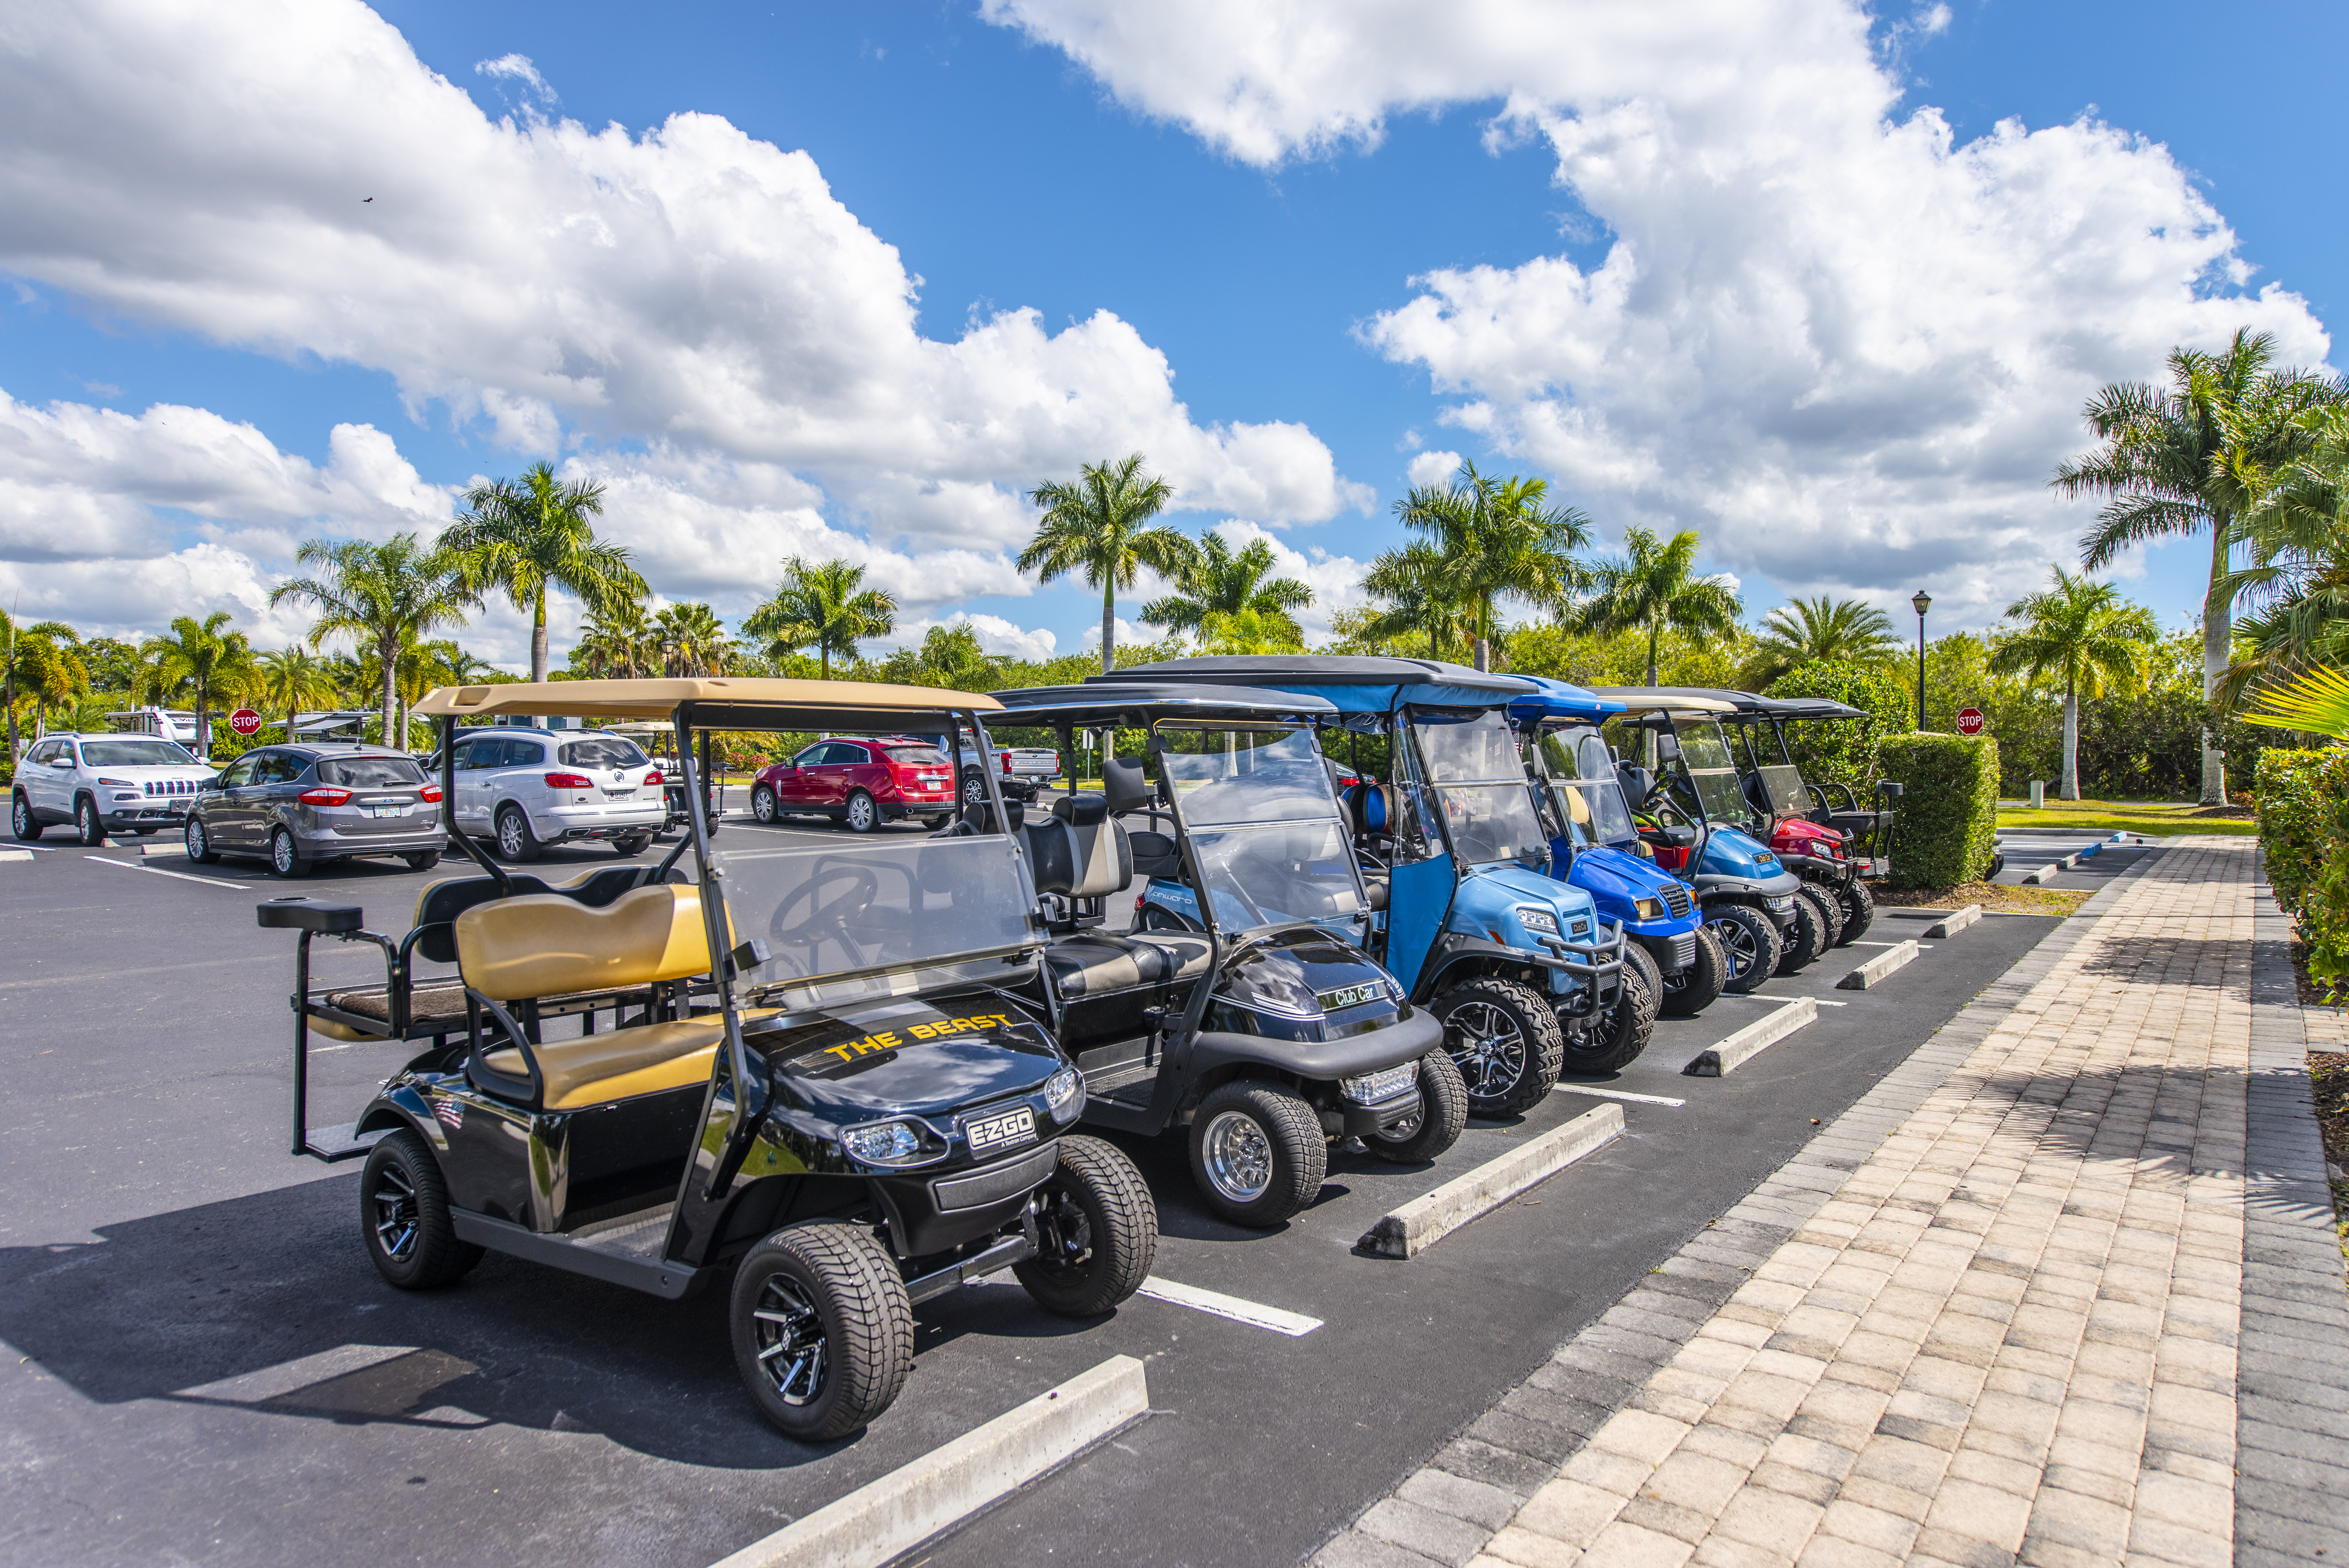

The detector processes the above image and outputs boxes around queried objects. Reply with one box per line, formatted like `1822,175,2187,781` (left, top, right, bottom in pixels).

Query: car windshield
1532,729,1638,847
1409,709,1548,866
79,739,197,767
716,833,1038,1003
1155,725,1365,933
322,756,425,787
561,737,649,769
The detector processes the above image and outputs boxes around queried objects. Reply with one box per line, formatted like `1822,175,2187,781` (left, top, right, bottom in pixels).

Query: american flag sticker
432,1097,464,1131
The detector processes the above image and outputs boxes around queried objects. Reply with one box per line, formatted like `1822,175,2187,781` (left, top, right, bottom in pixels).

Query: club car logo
1317,983,1379,1012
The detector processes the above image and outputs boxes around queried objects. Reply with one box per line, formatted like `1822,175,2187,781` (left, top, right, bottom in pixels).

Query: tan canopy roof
1591,692,1735,716
411,678,1003,721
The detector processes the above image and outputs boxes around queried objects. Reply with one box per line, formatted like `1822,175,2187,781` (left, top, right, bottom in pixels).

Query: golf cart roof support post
677,700,763,1204
1144,727,1223,1058
441,713,512,894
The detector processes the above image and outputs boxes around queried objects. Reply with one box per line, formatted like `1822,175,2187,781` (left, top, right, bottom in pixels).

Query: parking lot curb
1921,902,1980,938
1682,996,1816,1076
0,848,30,863
1835,936,1918,988
708,1354,1149,1568
1356,1104,1624,1259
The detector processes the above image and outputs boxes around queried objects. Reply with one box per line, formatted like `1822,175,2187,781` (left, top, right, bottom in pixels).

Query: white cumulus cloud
980,0,2333,626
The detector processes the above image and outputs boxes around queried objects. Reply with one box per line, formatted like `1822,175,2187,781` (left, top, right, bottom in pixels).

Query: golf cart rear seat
457,882,766,1111
307,864,673,1043
1024,792,1210,997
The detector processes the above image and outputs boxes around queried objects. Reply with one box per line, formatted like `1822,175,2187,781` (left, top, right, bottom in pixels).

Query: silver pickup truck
948,728,1059,806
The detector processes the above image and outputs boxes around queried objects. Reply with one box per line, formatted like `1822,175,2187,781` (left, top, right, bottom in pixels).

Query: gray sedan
185,744,445,877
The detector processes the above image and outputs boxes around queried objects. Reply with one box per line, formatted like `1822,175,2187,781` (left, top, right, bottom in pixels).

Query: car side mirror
50,756,73,768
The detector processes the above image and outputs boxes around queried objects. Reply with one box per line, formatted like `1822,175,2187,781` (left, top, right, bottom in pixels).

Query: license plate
365,805,405,819
603,788,635,798
964,1105,1036,1156
1318,982,1379,1011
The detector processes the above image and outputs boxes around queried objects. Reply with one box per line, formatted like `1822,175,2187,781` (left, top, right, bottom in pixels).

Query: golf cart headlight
1634,897,1666,921
841,1119,937,1169
1340,1063,1419,1104
1044,1066,1083,1117
1516,907,1560,936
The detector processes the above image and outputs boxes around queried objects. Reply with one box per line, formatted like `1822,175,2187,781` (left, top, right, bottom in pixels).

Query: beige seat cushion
485,1009,775,1110
456,884,712,1002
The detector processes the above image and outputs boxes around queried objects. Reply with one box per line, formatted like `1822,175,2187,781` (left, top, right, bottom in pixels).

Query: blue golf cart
1094,656,1652,1102
1506,677,1726,1019
1587,689,1812,992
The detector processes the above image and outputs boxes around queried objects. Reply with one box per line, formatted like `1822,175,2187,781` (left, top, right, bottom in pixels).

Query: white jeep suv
13,733,218,845
447,728,666,861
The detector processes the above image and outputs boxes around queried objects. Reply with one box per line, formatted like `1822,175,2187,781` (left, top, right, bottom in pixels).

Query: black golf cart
261,677,1155,1442
987,683,1461,1227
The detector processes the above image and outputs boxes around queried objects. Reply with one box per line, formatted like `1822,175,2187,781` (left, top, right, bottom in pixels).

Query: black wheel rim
1031,1183,1097,1278
1444,1001,1527,1102
1706,915,1760,980
371,1160,419,1261
751,1274,830,1406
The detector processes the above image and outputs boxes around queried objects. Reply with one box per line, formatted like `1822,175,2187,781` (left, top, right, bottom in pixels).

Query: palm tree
270,533,477,746
651,602,735,676
442,462,647,686
576,598,656,679
1356,543,1467,659
2214,401,2349,709
745,558,897,678
139,614,254,760
8,624,90,744
1019,454,1196,675
1570,526,1742,685
2054,328,2340,803
2242,663,2349,741
886,624,1003,690
1753,595,1899,683
1989,568,2159,800
254,645,340,739
1394,461,1592,671
1140,531,1313,647
1197,607,1306,655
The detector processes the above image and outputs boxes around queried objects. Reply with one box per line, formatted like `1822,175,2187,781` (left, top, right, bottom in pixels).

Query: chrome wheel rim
1200,1110,1274,1202
1706,915,1761,980
963,774,985,804
497,813,524,857
847,795,875,831
273,833,295,874
371,1161,419,1261
79,803,97,842
751,1274,829,1406
1443,1001,1528,1101
187,822,206,857
12,799,27,835
753,788,775,822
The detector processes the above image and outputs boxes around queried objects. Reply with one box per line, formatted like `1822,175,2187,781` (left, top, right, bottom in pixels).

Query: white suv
12,733,218,845
447,728,666,861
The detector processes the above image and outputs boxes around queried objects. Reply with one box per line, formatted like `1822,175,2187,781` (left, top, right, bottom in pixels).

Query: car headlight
840,1119,943,1169
1633,896,1666,921
1516,907,1560,936
1044,1066,1083,1117
1340,1063,1419,1104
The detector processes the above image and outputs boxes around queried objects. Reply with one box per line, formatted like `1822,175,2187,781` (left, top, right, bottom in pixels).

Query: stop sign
229,708,263,736
1956,707,1985,736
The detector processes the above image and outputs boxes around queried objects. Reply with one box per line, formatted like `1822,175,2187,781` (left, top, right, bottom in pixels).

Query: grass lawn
1995,797,2257,839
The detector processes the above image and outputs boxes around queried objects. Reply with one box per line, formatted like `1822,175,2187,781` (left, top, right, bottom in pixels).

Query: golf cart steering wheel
769,864,883,967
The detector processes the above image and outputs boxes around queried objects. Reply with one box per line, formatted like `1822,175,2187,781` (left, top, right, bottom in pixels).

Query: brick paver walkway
1322,840,2349,1568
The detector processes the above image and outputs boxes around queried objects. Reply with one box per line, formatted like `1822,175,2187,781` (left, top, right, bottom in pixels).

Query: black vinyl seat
1041,931,1212,996
1024,791,1211,999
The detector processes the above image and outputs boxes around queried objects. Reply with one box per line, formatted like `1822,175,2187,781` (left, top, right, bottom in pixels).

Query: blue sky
2,0,2338,667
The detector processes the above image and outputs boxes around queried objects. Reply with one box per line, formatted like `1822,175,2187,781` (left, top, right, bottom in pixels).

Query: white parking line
83,855,251,890
1722,992,1848,1006
1556,1085,1687,1107
1135,1276,1323,1336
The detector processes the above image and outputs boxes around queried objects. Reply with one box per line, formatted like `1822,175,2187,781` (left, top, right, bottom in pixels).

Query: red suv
749,735,958,833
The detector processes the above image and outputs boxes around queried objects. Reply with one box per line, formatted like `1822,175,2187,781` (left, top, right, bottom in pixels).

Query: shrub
1878,732,2000,890
1765,659,1913,793
2255,747,2349,1001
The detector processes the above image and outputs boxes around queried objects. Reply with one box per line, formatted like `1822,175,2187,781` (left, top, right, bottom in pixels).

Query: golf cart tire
730,1221,914,1442
1188,1080,1327,1227
360,1129,484,1291
1567,941,1658,1076
1808,882,1846,949
1012,1135,1159,1317
1708,904,1782,994
1774,890,1830,975
1364,1049,1469,1164
1835,879,1875,944
1431,976,1565,1116
1658,926,1725,1019
494,804,542,863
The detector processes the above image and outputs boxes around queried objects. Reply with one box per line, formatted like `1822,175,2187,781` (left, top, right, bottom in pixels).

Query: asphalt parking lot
0,816,2150,1568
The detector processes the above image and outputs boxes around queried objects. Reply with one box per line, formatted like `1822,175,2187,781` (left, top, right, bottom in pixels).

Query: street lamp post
1911,590,1932,730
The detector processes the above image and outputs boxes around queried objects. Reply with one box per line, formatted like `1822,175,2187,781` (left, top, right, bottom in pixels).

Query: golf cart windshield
1157,725,1366,933
1755,763,1809,817
1410,708,1549,866
1532,729,1637,848
1670,718,1750,824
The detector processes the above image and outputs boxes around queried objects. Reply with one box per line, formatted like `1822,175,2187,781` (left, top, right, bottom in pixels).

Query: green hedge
1766,659,1913,793
1878,732,2000,890
2254,747,2349,1002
